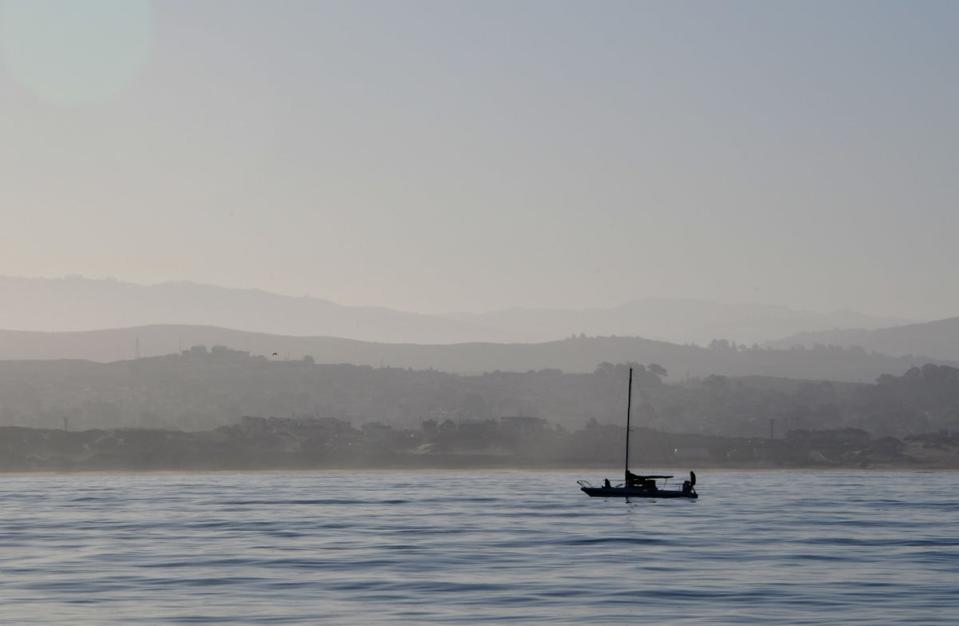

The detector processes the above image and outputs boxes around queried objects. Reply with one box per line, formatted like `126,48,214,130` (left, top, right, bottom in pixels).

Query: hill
448,299,910,346
1,353,957,441
0,275,509,344
770,317,959,362
0,324,949,383
0,276,909,345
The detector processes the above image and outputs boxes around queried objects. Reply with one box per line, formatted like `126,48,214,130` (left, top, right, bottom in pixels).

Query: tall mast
625,367,632,482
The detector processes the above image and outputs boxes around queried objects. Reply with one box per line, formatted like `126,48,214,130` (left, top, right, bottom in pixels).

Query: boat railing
576,480,594,488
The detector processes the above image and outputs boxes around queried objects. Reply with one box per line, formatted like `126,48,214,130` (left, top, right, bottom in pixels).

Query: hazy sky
1,0,957,317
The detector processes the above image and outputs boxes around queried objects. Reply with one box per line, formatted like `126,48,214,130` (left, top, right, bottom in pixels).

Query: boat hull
580,486,697,499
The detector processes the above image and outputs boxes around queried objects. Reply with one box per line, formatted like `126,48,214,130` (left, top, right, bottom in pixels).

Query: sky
1,0,957,318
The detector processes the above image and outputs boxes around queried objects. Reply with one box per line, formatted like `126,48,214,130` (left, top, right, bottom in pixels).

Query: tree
648,363,668,379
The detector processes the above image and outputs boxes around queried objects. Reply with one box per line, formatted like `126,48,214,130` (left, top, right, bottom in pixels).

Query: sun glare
1,0,152,105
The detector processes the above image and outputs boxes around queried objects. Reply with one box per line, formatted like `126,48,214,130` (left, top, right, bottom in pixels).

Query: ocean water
1,470,957,625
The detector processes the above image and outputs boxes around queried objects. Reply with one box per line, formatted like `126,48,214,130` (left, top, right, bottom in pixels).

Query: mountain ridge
0,323,950,383
770,317,959,362
446,298,912,345
0,275,911,345
0,275,511,344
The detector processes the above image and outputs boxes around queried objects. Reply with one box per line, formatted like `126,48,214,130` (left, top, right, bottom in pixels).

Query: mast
625,367,632,482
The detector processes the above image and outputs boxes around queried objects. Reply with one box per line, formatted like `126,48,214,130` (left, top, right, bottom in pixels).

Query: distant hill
769,317,959,362
1,350,956,441
0,276,909,345
446,299,910,346
0,275,509,344
0,324,948,383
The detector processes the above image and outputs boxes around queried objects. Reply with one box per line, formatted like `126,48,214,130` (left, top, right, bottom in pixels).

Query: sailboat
578,367,698,499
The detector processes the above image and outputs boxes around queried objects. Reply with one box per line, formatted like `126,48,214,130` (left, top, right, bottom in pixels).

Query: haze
2,0,958,320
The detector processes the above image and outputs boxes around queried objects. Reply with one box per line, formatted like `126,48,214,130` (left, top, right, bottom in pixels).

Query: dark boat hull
581,486,697,499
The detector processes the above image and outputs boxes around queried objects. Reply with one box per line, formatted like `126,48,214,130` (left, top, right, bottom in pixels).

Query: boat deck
578,482,698,499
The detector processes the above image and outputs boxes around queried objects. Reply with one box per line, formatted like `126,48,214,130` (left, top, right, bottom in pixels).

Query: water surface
1,471,956,624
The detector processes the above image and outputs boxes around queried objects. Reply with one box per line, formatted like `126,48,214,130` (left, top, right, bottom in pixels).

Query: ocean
1,470,956,624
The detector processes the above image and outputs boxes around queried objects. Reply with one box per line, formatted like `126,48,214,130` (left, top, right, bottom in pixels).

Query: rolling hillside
0,324,947,383
0,275,509,344
1,276,909,345
448,299,911,346
770,317,959,362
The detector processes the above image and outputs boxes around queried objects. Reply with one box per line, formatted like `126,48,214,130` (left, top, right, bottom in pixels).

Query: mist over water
2,471,956,625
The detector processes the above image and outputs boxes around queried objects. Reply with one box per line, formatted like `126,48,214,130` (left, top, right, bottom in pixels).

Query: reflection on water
1,471,957,624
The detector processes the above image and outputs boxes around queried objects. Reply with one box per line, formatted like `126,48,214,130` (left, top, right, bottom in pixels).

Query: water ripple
0,470,957,624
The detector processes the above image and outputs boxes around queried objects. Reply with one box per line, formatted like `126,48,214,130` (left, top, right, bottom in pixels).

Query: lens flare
1,0,152,105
